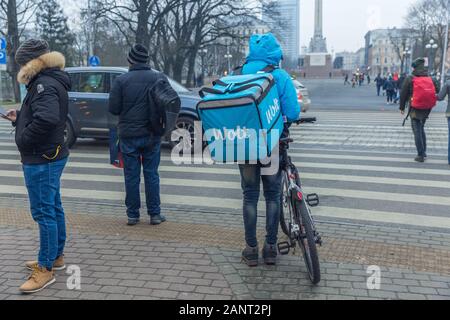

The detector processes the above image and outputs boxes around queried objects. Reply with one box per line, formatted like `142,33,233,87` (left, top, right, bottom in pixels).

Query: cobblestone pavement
1,204,450,300
1,109,450,300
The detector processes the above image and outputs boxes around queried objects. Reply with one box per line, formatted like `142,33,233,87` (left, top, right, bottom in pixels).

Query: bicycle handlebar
293,117,317,125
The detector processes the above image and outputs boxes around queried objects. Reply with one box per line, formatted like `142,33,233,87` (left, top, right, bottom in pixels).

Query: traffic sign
0,38,6,50
0,50,7,71
89,55,100,67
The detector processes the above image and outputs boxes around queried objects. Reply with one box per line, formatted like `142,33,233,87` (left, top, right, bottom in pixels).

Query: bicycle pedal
307,193,320,207
277,242,291,255
315,233,323,246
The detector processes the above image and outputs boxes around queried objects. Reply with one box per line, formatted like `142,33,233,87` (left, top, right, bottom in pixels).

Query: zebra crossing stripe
313,206,450,230
1,184,450,229
1,159,450,177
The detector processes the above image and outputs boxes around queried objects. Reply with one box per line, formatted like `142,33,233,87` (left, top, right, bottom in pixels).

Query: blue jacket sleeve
276,70,301,122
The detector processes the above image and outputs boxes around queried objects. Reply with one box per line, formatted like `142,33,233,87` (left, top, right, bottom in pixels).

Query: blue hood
246,33,283,66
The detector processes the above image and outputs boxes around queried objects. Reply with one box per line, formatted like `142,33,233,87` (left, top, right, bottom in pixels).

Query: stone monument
302,0,334,78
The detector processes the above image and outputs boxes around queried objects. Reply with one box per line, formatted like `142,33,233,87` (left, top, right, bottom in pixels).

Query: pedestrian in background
109,44,180,226
344,74,350,85
384,76,396,104
375,73,383,96
436,72,450,165
400,58,439,163
6,39,71,293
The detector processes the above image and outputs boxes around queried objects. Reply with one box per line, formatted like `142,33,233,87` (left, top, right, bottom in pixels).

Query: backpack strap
260,65,278,73
233,64,278,76
233,65,244,76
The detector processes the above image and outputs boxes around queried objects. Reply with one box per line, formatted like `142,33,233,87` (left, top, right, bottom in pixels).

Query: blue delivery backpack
197,68,284,163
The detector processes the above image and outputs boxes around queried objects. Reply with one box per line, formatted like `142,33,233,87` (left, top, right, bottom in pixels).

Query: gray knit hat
15,39,50,66
127,44,149,65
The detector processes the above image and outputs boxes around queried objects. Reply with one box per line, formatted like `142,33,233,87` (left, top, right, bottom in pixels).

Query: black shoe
242,245,259,267
150,215,167,225
414,156,425,163
127,218,140,226
262,243,278,265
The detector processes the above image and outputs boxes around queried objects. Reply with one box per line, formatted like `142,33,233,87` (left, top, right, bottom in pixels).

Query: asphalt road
0,101,449,233
300,78,448,112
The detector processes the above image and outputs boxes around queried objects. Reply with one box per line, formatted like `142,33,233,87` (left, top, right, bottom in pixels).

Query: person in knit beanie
109,43,180,227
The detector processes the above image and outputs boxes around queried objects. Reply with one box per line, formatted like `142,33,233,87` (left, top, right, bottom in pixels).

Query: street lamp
425,39,439,74
403,49,411,74
199,48,208,81
224,45,233,75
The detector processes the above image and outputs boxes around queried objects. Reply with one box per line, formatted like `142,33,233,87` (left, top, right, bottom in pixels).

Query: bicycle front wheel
295,200,321,285
280,171,294,237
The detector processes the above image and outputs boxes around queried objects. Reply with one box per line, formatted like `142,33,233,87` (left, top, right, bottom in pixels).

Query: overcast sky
61,0,418,54
301,0,418,53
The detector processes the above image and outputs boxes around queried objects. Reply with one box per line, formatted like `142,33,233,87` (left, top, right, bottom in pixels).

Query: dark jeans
411,118,427,157
120,135,161,219
377,85,381,96
23,157,68,270
387,90,395,103
239,164,282,248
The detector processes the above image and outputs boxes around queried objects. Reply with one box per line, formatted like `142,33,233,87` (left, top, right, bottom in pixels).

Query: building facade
265,0,300,68
365,28,416,76
335,51,359,72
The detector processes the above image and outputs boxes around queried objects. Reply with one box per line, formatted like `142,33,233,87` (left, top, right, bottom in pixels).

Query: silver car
292,79,312,113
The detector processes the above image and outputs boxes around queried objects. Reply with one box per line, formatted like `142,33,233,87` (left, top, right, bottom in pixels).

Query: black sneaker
262,243,278,265
414,156,425,163
127,218,140,226
150,215,167,225
242,245,259,267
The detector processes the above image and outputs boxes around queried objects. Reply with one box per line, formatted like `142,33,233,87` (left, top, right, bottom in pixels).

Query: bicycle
277,117,322,285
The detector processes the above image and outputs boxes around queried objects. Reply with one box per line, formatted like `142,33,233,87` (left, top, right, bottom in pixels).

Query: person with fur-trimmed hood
5,39,71,294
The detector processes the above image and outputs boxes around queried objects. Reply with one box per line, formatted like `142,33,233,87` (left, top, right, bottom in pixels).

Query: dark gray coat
437,79,450,118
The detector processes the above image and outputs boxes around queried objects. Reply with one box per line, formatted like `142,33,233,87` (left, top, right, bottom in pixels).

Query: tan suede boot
20,265,56,294
25,256,66,271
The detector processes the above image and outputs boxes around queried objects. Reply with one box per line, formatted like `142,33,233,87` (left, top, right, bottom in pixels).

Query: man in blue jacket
237,33,301,266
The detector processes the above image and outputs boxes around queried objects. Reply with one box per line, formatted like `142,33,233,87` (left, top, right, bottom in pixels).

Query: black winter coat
14,66,71,165
109,64,176,139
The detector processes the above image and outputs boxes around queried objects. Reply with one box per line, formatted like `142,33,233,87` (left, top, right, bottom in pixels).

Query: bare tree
405,0,448,72
0,0,38,102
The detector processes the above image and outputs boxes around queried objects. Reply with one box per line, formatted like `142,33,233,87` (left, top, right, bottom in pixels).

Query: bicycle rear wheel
295,200,321,285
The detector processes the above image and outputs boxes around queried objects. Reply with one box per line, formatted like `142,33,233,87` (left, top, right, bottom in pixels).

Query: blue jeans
120,135,161,219
239,164,282,247
23,157,68,270
411,118,427,157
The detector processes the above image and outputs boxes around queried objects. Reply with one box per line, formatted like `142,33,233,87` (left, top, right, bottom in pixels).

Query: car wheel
171,116,205,153
64,120,77,149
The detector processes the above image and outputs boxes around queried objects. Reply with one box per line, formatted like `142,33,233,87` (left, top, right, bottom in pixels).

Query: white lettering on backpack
212,127,250,141
266,99,280,125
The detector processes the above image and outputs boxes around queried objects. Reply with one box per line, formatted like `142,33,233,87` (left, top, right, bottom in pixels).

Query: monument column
314,0,323,38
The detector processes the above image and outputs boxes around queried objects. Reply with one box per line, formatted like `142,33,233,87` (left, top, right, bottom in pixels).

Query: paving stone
397,293,427,300
99,286,128,294
407,286,438,295
151,290,178,299
195,286,223,295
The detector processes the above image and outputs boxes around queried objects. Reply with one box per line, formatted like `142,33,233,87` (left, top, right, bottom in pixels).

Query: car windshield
168,79,190,93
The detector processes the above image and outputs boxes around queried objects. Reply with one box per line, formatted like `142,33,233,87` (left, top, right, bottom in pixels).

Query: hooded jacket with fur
14,51,71,164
